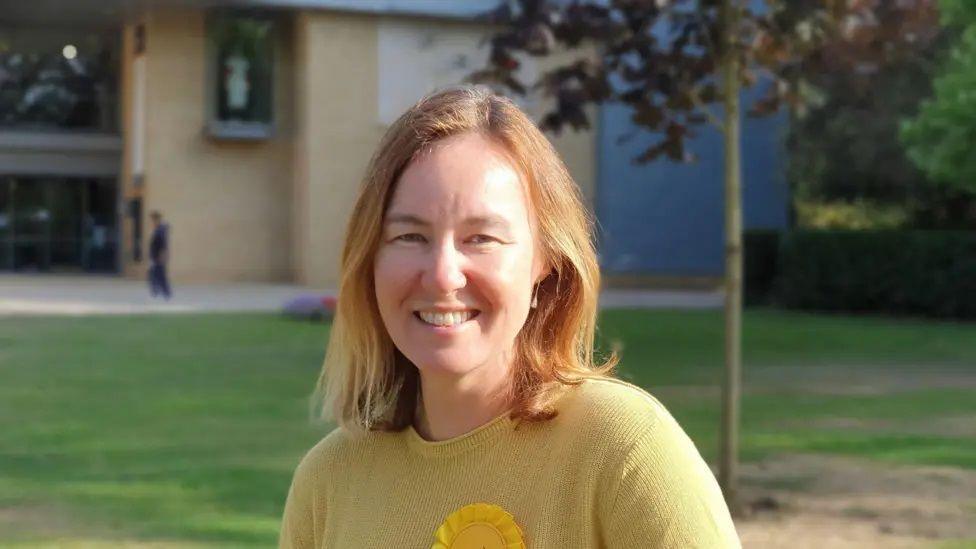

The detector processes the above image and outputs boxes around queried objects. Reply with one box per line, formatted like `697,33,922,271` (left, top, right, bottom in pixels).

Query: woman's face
374,132,546,383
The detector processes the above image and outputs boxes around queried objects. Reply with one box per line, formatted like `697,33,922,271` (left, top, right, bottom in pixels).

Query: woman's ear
533,262,553,286
531,250,550,285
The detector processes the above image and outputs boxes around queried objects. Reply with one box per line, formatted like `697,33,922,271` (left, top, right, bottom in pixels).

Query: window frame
204,9,278,140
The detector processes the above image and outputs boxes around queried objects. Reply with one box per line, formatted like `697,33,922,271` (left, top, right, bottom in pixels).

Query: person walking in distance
148,210,172,300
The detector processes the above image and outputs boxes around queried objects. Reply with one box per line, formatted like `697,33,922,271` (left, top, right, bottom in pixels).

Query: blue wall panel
596,88,790,276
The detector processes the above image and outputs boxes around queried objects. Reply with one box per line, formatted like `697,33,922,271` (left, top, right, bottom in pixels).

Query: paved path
599,288,724,309
0,274,723,316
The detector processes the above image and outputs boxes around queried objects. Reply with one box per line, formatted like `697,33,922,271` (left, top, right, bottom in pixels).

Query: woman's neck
414,359,513,442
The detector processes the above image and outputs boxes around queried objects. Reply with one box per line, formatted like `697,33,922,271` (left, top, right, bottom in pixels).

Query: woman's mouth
414,310,480,327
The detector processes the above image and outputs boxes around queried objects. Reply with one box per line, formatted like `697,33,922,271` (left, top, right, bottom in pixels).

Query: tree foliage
787,19,948,204
901,0,976,194
473,0,938,164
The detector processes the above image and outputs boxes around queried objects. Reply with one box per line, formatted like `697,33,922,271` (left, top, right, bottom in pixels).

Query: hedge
744,230,781,306
772,230,976,319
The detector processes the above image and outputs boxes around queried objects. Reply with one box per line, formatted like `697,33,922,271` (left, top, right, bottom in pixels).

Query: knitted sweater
279,378,741,548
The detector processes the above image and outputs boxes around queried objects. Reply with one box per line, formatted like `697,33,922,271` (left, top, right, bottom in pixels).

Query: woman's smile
414,309,481,328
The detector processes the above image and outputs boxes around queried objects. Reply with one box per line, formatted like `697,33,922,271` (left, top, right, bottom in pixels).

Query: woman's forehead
388,134,533,222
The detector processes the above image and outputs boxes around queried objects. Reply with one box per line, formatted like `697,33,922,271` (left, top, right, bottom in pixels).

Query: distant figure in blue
148,210,172,300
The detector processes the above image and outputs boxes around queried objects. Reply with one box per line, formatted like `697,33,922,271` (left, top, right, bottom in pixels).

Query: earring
530,284,539,309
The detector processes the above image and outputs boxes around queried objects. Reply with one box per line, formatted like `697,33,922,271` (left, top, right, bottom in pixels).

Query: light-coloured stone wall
292,11,385,288
136,8,295,283
121,8,596,288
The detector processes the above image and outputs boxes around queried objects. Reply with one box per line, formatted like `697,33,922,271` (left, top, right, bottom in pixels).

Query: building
0,0,787,289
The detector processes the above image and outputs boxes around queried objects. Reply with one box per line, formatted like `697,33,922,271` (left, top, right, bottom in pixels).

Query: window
0,176,119,273
0,26,119,132
207,12,275,139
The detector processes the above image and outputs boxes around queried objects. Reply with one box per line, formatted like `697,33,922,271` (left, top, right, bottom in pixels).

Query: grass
598,308,976,378
598,309,976,468
939,541,976,549
1,309,974,546
0,315,328,547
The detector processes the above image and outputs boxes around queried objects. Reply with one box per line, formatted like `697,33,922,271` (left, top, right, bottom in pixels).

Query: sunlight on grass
1,310,974,546
938,540,976,549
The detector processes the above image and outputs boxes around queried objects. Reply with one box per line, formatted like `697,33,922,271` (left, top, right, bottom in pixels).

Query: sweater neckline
404,410,515,457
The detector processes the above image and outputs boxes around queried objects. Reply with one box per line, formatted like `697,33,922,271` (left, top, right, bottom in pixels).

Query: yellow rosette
431,503,526,549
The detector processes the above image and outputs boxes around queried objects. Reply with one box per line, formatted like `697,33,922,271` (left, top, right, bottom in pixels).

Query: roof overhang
0,0,505,27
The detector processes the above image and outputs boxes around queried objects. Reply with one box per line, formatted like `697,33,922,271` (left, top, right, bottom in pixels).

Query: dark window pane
14,240,47,271
12,179,49,238
0,27,119,132
83,177,117,272
50,180,83,241
0,177,9,240
1,176,117,273
50,238,82,269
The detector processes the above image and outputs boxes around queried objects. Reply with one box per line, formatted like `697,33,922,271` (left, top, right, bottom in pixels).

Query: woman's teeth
418,310,475,327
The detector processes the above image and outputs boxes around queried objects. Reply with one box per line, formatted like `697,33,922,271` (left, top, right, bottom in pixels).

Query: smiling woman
278,86,740,548
374,132,552,441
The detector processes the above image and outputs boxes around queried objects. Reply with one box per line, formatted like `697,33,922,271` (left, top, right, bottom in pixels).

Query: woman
279,86,740,548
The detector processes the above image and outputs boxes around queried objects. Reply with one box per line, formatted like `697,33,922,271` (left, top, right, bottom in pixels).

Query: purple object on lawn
283,294,337,320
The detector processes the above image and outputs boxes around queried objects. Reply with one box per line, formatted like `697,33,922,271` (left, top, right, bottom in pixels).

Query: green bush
744,230,782,306
794,199,910,230
901,0,976,194
773,230,976,319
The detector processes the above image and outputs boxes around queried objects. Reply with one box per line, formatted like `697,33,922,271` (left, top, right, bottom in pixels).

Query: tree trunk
719,0,743,516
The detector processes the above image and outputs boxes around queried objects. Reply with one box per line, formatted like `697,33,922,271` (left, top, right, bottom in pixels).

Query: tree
788,14,948,206
473,0,935,513
902,0,976,196
786,7,970,231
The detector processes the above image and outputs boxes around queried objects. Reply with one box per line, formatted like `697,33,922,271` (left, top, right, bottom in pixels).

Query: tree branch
689,85,724,128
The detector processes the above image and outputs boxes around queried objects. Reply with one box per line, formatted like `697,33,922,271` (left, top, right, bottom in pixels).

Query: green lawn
598,309,976,468
1,310,974,547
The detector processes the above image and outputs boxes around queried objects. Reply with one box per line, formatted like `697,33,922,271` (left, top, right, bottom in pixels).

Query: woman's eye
468,234,499,245
393,233,426,243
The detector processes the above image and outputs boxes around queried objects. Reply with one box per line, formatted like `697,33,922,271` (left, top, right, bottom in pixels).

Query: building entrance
0,176,118,272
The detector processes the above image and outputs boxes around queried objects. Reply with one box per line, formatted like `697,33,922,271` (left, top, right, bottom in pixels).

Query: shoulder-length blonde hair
318,85,615,432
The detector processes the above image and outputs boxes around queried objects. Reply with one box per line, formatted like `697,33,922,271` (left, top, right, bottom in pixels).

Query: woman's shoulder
291,425,393,481
564,377,672,420
290,428,342,480
560,382,740,546
552,377,678,443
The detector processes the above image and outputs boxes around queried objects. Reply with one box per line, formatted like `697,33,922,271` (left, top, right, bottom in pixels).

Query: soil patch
736,453,976,548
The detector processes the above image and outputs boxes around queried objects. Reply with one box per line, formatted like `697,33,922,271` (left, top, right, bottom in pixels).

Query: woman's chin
410,352,486,378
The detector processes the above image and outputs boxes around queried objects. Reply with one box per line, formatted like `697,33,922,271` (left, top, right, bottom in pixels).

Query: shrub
744,230,782,306
794,199,910,230
774,230,976,319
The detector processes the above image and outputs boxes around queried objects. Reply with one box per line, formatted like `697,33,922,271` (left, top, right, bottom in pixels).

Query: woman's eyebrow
384,213,430,226
464,215,512,231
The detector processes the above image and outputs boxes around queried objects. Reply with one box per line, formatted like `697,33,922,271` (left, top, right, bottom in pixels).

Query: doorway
0,176,118,272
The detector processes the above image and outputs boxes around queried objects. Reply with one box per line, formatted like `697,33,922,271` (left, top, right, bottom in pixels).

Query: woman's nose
422,241,467,294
